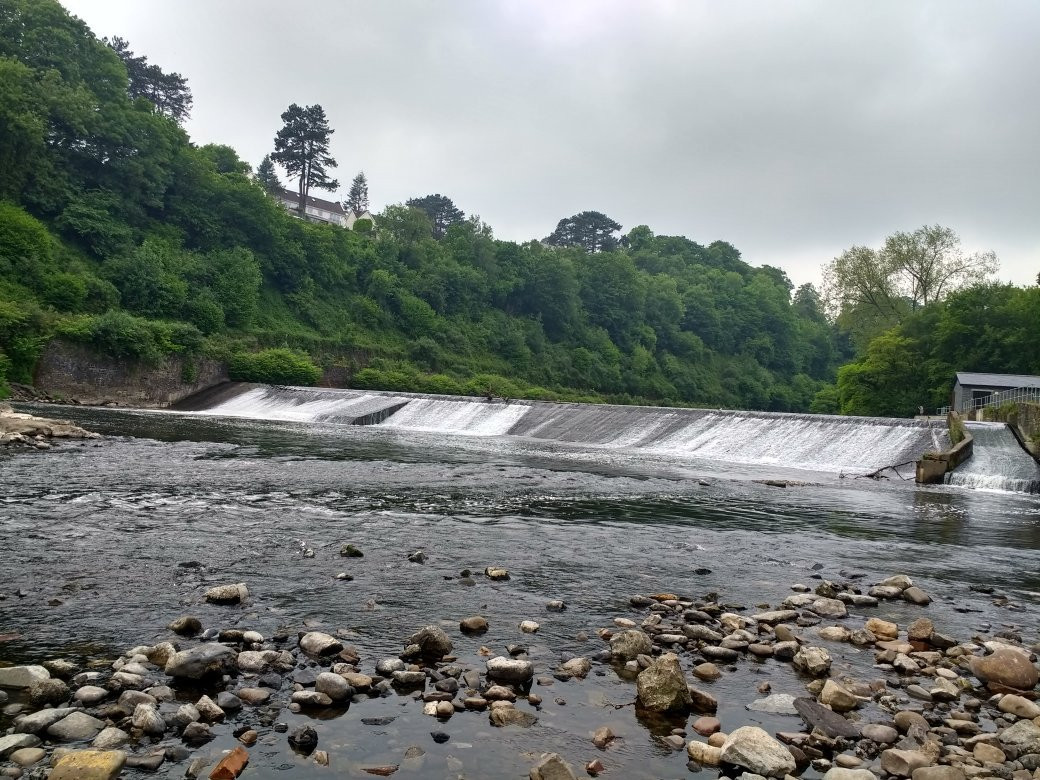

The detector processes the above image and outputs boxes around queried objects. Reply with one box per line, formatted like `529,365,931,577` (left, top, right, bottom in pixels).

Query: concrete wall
32,340,227,408
916,412,973,484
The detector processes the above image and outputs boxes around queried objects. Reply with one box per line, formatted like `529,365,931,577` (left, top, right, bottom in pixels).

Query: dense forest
1,0,1036,417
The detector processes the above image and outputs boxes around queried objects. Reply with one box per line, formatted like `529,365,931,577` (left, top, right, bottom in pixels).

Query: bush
56,311,203,364
0,350,10,398
227,348,321,386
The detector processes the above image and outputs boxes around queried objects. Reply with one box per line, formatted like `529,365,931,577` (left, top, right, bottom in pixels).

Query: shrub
0,350,10,398
227,348,321,386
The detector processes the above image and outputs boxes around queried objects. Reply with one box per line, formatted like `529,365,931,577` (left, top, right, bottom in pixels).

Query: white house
345,209,375,230
276,187,348,227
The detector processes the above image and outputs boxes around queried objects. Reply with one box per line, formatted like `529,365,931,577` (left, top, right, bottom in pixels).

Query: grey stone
0,665,49,689
164,643,237,679
747,693,799,715
720,726,797,778
823,769,879,780
48,711,106,741
299,631,342,657
14,707,78,734
407,625,453,659
131,703,165,736
530,752,578,780
636,653,692,713
0,734,41,759
91,727,129,749
28,678,69,707
610,629,652,661
487,656,534,682
74,685,109,705
315,672,353,702
793,697,860,738
204,583,248,604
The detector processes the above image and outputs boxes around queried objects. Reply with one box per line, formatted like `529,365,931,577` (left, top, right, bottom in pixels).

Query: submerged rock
530,752,577,779
204,583,248,604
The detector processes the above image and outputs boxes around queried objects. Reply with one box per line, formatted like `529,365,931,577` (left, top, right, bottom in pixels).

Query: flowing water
946,421,1040,494
2,393,1039,779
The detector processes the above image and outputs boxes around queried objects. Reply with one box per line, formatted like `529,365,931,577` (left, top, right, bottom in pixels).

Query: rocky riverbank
1,568,1038,780
0,405,100,450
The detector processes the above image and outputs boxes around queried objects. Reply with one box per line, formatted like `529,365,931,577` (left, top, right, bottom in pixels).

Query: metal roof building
954,372,1040,412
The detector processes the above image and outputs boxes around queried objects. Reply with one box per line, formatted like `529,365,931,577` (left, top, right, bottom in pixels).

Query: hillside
0,0,846,409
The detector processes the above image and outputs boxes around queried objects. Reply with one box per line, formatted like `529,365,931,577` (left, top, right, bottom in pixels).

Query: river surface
2,404,1039,779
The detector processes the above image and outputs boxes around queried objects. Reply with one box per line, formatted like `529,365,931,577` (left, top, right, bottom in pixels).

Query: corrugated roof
277,187,345,215
955,372,1040,388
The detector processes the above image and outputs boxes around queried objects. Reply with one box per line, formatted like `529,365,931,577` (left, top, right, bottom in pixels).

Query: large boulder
47,711,106,741
879,749,931,777
998,718,1040,754
971,648,1038,692
793,646,832,677
486,656,534,683
407,625,453,659
636,653,692,713
529,752,578,780
0,665,50,689
609,629,652,661
49,750,126,780
164,643,237,679
299,632,343,657
204,583,248,604
720,726,797,778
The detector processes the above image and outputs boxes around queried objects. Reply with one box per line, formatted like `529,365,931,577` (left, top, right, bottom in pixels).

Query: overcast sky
62,0,1040,288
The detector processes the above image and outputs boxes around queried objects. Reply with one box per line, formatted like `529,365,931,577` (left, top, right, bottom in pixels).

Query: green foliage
228,348,321,386
0,349,10,398
56,310,202,364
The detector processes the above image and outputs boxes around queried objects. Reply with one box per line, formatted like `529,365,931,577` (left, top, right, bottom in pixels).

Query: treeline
0,0,846,409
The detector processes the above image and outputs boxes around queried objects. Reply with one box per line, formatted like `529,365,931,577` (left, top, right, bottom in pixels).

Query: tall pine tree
255,154,281,194
271,104,338,213
345,171,369,215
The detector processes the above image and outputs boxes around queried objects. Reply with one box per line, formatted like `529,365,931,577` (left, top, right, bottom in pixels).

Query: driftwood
856,459,916,481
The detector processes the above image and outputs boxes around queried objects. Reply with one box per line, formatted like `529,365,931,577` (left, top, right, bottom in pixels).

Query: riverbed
1,404,1039,778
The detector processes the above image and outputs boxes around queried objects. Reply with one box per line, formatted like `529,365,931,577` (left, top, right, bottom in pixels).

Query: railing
957,386,1040,414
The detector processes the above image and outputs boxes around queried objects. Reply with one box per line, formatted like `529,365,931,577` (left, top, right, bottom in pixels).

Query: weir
176,383,954,476
946,422,1040,494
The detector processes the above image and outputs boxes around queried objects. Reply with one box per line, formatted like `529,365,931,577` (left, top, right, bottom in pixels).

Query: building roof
276,187,345,215
955,372,1040,389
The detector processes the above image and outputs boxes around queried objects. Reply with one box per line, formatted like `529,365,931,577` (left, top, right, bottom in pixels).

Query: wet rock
0,735,41,759
637,653,693,713
216,691,241,711
751,610,799,625
131,703,165,736
793,646,832,677
485,566,509,580
519,620,540,634
529,752,577,780
998,694,1040,719
688,686,718,713
910,769,964,780
748,693,798,715
204,583,248,604
720,726,797,778
693,716,721,736
392,670,426,687
28,678,69,707
902,587,931,606
299,631,343,657
998,719,1040,754
210,745,249,779
702,645,740,662
49,750,126,780
693,662,721,681
460,616,488,633
773,641,799,660
91,727,128,750
879,574,913,590
907,618,933,642
237,687,271,705
819,680,859,712
167,616,202,635
819,626,851,642
164,643,237,679
340,544,364,557
375,658,406,676
546,600,566,612
592,726,616,748
407,625,453,659
973,743,1007,763
13,707,77,734
48,711,106,741
869,585,903,599
688,740,723,766
9,746,45,767
879,749,931,777
407,550,426,564
973,648,1039,691
487,656,534,682
811,598,848,618
822,770,879,780
559,657,591,679
610,629,652,661
292,690,333,707
894,711,929,733
180,722,212,746
794,697,860,738
315,672,353,702
195,695,225,722
490,706,537,728
0,665,49,689
860,724,898,744
864,618,898,640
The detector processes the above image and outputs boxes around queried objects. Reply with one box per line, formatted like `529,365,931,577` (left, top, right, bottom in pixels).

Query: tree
255,154,281,194
544,211,621,253
105,36,193,124
271,103,338,215
406,194,463,239
345,171,369,215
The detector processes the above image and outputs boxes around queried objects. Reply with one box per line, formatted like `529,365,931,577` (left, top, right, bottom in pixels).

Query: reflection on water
1,404,1039,778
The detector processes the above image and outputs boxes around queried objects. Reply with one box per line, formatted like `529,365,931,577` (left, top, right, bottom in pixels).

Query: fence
944,386,1040,416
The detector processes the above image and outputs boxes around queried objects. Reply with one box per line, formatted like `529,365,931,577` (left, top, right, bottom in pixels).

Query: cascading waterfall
185,386,408,424
378,397,531,436
946,422,1040,494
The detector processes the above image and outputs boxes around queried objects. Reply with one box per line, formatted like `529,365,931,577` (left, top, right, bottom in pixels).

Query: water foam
946,422,1040,494
378,398,531,436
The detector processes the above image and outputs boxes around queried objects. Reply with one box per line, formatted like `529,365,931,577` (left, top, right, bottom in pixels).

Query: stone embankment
0,567,1038,779
0,404,99,450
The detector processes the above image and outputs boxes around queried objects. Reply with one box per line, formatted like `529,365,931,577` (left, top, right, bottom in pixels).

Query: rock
407,549,426,563
751,610,799,624
879,749,931,777
592,726,615,748
894,711,929,733
973,743,1006,763
460,616,488,633
793,697,860,738
610,629,652,661
688,740,723,766
693,716,721,736
74,685,109,705
204,583,248,604
49,750,126,780
530,752,577,780
13,707,77,734
299,631,343,657
819,626,851,641
48,711,106,741
519,620,540,633
407,625,453,659
879,574,913,590
376,658,406,676
490,706,537,728
585,758,605,775
0,665,49,689
315,672,353,702
131,703,165,736
864,618,898,640
485,566,509,580
702,645,739,662
91,727,129,750
181,722,212,746
546,600,566,612
168,616,202,635
720,726,797,778
689,686,718,713
28,677,69,707
342,672,373,691
811,598,848,618
637,653,692,713
340,544,364,557
972,648,1039,691
9,747,45,767
902,587,931,605
908,769,963,780
694,662,721,681
822,770,879,780
793,646,832,677
559,657,591,679
998,694,1040,719
487,656,534,682
164,643,237,679
195,694,225,722
292,690,333,707
0,735,41,759
998,719,1040,754
392,670,425,687
907,618,933,641
748,694,799,715
773,641,799,660
860,724,898,744
820,679,859,712
237,687,272,704
209,745,249,779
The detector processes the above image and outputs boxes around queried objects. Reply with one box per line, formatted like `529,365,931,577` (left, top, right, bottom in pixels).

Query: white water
947,422,1040,494
192,387,405,424
378,398,532,436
